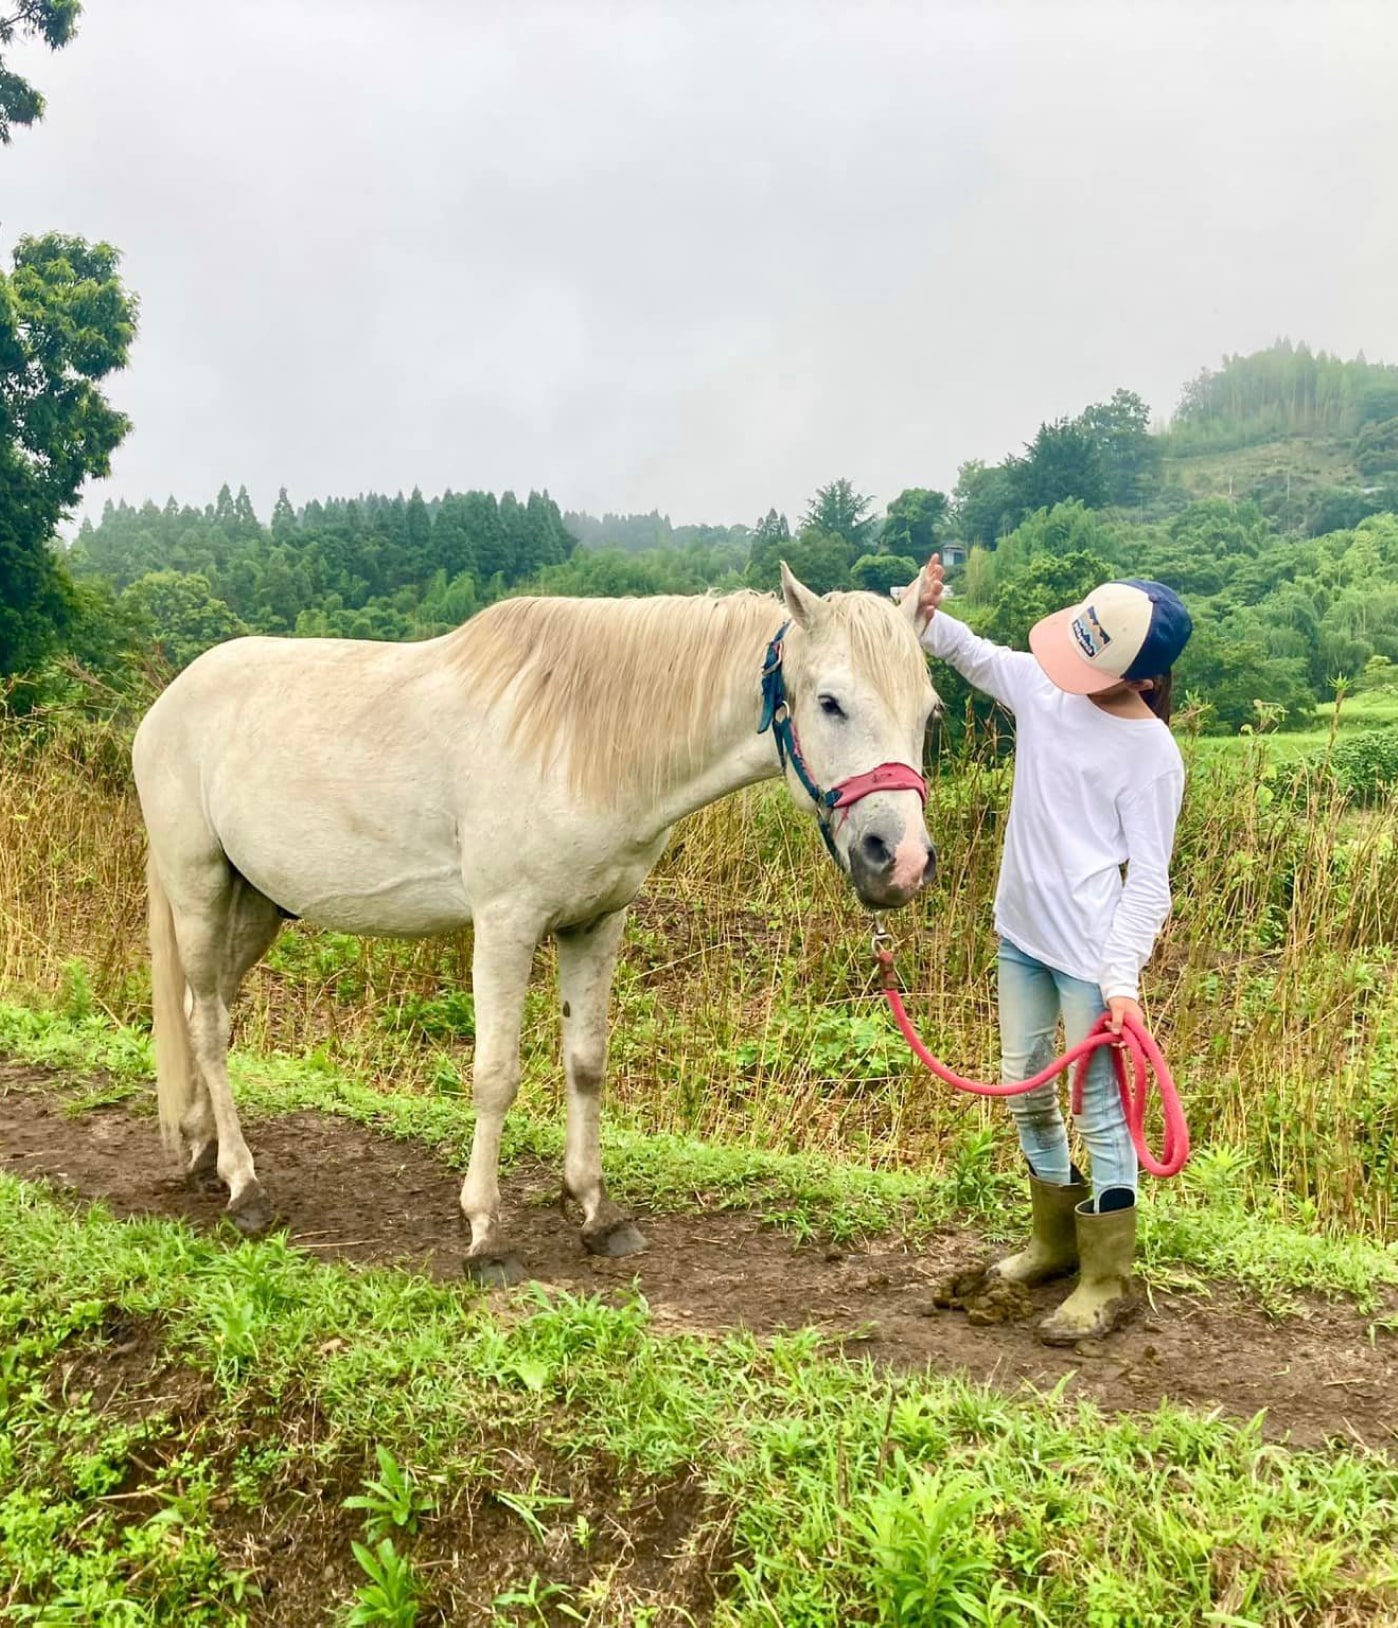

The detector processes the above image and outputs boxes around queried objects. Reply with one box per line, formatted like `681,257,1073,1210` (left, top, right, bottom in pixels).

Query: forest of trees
943,500,1398,735
7,14,1398,743
1168,342,1398,453
7,334,1398,738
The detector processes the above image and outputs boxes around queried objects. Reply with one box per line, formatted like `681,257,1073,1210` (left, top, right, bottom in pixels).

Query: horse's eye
818,694,845,719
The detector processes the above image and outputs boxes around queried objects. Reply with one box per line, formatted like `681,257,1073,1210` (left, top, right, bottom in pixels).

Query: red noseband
829,761,929,816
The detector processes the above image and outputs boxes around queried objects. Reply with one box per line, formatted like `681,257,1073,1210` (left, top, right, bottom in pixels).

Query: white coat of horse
133,564,937,1281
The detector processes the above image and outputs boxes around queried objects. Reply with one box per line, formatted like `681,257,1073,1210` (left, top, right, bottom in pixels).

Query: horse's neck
639,615,788,835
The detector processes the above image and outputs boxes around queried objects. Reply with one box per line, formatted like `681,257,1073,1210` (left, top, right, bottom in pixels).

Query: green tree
1,234,139,678
0,0,80,143
1355,418,1398,478
993,501,1120,579
270,486,297,540
1077,389,1160,507
801,478,876,549
961,544,995,605
745,508,791,590
881,487,949,558
1175,619,1313,733
851,554,918,596
779,526,857,594
122,571,247,671
231,483,260,541
1010,418,1107,514
952,460,1020,547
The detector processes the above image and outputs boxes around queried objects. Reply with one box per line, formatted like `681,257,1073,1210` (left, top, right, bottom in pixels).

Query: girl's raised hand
918,555,945,625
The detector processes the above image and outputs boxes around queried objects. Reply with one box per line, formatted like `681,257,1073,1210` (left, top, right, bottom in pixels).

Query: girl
912,556,1192,1344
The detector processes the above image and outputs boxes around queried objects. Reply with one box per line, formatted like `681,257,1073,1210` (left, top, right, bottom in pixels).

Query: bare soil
45,1311,724,1626
3,1060,1396,1458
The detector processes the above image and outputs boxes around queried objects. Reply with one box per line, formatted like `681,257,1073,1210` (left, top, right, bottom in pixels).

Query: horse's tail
148,854,195,1160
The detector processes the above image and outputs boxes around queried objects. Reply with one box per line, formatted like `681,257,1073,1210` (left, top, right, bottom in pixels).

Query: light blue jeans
997,937,1136,1199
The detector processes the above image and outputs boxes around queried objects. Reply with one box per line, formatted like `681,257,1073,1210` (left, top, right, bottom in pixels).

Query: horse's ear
780,562,825,629
897,563,927,627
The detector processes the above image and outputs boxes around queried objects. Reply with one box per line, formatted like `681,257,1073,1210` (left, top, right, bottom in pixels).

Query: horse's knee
472,1059,520,1115
567,1051,605,1097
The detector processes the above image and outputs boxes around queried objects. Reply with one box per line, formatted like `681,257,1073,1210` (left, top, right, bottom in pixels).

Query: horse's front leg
557,908,646,1259
460,913,538,1287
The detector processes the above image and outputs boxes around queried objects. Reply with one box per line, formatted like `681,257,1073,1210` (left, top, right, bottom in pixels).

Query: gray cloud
6,0,1397,529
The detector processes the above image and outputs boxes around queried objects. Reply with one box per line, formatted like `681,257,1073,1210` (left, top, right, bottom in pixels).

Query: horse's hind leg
179,870,282,1232
558,909,645,1259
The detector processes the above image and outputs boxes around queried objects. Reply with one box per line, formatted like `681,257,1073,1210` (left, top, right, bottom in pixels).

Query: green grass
2,1174,1397,1626
1185,685,1398,765
12,711,1398,1243
4,999,1397,1316
1163,433,1360,506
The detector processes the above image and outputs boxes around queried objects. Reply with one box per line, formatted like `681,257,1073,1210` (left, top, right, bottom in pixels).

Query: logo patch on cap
1071,605,1113,662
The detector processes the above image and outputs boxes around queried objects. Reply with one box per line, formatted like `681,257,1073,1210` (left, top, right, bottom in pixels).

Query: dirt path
2,1063,1394,1453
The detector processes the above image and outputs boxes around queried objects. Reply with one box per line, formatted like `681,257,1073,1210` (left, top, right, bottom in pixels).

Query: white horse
133,564,938,1282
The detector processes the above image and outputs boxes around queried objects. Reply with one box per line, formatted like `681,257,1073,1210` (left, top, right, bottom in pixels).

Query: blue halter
757,619,931,870
758,621,845,866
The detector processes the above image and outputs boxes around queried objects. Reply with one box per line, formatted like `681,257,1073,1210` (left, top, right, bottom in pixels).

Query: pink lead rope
873,939,1190,1179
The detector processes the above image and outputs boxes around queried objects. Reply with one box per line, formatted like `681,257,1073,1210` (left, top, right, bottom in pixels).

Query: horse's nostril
861,833,892,871
923,845,937,881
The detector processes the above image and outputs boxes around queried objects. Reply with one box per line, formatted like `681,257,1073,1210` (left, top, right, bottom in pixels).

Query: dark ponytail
1143,671,1173,724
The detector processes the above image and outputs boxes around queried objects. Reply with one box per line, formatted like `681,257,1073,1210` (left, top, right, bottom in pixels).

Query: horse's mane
445,589,925,808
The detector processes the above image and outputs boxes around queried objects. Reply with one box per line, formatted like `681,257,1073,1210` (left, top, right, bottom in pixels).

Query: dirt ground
3,1060,1395,1455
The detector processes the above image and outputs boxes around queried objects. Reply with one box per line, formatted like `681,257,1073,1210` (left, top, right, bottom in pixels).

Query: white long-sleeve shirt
923,611,1184,1001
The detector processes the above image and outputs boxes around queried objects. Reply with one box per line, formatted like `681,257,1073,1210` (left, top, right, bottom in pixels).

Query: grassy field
4,1177,1395,1625
1160,434,1360,512
5,705,1398,1621
6,705,1398,1235
2,1010,1397,1625
1185,686,1398,766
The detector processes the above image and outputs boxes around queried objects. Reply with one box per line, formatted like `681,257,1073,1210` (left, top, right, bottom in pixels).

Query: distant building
941,542,968,568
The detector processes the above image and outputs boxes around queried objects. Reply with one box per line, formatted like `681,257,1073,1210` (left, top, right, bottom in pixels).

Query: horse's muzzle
848,828,936,909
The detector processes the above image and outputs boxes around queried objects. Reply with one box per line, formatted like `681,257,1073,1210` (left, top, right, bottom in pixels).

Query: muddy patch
2,1067,1395,1453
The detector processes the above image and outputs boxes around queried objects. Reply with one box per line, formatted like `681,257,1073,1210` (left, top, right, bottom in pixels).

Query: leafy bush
1325,729,1398,805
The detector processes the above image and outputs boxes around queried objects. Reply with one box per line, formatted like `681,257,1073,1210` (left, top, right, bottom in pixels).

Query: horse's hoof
583,1220,648,1259
464,1253,526,1288
227,1182,276,1236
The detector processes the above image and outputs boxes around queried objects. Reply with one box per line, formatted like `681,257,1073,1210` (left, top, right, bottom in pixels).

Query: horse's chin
850,875,925,912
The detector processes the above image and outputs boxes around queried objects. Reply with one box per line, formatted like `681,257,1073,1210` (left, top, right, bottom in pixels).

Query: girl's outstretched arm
909,554,1039,712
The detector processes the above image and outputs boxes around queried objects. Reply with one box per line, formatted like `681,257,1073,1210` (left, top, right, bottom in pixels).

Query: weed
347,1537,421,1627
493,1484,574,1547
344,1445,437,1541
10,715,1398,1237
492,1575,584,1625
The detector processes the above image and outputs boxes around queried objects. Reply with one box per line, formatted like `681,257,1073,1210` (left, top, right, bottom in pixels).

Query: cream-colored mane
447,588,928,807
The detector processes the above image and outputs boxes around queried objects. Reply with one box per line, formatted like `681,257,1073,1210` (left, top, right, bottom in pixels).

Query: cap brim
1028,605,1126,695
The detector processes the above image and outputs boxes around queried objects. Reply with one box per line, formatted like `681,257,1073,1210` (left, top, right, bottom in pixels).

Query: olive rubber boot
1036,1189,1137,1347
987,1172,1088,1287
933,1171,1086,1321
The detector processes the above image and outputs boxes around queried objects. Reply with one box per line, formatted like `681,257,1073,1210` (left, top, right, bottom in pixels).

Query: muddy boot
933,1171,1086,1323
1037,1188,1137,1347
988,1171,1088,1287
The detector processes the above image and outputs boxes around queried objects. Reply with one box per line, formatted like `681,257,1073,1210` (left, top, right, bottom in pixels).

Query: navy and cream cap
1029,580,1193,695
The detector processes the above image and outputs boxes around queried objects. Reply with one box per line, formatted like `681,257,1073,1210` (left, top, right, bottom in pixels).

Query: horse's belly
236,848,473,935
216,791,473,937
281,875,472,937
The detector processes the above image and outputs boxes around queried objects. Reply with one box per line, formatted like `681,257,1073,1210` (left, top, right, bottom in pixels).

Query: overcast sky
5,1,1397,530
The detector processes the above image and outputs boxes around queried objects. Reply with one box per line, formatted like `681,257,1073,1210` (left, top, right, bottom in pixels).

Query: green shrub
1326,729,1398,804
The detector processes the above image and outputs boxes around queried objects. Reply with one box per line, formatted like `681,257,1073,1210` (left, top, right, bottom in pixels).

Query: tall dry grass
3,703,1397,1237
